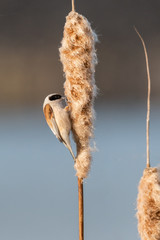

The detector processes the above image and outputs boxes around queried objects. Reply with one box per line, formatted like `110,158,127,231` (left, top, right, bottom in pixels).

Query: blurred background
0,0,160,239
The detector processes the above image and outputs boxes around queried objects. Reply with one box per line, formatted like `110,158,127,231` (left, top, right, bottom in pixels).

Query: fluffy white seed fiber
59,11,98,178
137,167,160,240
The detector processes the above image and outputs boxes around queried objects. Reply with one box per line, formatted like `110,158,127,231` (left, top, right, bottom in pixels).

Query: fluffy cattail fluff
59,11,98,178
137,167,160,240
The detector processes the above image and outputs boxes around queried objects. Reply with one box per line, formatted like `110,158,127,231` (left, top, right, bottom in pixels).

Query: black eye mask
49,94,62,101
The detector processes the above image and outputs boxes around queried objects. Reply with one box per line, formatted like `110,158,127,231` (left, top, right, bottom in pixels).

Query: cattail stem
72,0,75,11
78,177,84,240
134,27,151,168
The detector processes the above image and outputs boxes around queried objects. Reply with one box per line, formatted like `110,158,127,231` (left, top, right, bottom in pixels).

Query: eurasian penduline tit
43,93,76,162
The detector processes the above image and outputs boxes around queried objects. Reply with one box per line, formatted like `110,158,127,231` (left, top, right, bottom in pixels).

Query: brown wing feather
44,104,75,161
43,104,54,130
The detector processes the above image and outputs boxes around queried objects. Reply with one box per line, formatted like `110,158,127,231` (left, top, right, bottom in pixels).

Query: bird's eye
49,94,62,101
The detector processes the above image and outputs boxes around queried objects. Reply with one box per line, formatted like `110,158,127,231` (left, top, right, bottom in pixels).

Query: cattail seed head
137,167,160,240
59,11,98,178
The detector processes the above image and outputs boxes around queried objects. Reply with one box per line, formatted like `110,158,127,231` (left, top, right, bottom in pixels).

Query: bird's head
43,93,66,110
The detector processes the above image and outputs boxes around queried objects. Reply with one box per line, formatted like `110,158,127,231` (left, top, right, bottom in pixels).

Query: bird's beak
62,96,71,103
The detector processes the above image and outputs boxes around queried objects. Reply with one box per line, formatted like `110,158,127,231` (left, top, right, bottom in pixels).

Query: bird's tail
63,141,76,162
67,145,76,163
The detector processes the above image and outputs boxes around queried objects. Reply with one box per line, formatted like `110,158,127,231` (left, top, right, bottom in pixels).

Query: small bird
43,93,75,162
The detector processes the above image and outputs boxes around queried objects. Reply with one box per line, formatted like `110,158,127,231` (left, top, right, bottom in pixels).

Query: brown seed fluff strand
59,11,98,178
137,168,160,240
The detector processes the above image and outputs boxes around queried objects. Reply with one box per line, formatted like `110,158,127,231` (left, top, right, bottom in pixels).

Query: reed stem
134,27,151,168
78,177,84,240
72,0,75,11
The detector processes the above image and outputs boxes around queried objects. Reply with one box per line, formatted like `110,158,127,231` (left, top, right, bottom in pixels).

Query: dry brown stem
78,178,84,240
135,27,151,168
72,0,75,12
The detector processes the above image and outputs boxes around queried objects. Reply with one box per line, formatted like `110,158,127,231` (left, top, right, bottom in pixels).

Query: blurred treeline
0,0,160,105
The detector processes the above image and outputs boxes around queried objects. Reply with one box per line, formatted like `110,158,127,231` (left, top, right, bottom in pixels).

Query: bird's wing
43,104,63,142
44,104,76,162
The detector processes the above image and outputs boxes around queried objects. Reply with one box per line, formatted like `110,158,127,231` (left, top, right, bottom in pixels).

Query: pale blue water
0,101,160,240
